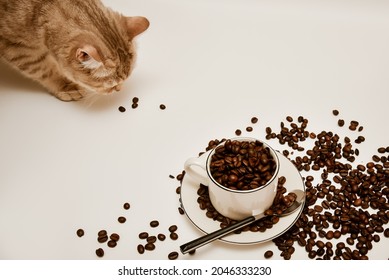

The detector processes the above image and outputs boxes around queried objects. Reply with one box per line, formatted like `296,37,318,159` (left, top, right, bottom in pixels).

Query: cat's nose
115,84,122,91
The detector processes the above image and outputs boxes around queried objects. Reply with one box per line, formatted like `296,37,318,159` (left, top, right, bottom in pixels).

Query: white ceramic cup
184,137,280,220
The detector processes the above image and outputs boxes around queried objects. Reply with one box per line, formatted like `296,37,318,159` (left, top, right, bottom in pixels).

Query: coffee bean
76,229,84,237
246,126,253,132
107,240,117,248
338,119,345,127
332,109,339,116
123,202,130,210
170,232,178,240
159,104,166,110
168,251,179,260
98,236,108,243
178,207,185,215
145,243,155,251
158,233,166,241
150,220,159,228
251,117,258,124
131,103,138,109
169,225,178,232
95,248,104,257
110,233,120,241
314,205,323,213
139,232,149,239
98,230,107,237
132,97,139,103
146,236,157,243
118,216,126,223
118,106,126,112
235,129,242,136
264,250,273,259
137,244,145,254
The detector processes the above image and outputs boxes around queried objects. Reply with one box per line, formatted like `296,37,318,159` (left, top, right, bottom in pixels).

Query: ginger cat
0,0,149,101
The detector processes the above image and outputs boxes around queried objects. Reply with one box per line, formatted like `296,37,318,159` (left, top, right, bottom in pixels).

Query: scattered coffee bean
131,103,138,109
139,232,149,239
178,207,185,215
264,250,273,259
235,129,242,136
110,233,120,242
76,229,84,237
246,126,253,132
150,220,160,228
95,248,104,257
168,251,179,260
98,230,107,237
145,243,155,251
332,110,339,116
169,225,178,232
349,120,359,131
97,235,108,243
338,119,345,127
118,216,126,223
107,240,117,248
251,117,258,124
132,97,139,103
118,106,126,112
123,202,130,210
137,244,145,254
159,104,166,110
158,233,166,241
170,232,179,240
146,236,157,243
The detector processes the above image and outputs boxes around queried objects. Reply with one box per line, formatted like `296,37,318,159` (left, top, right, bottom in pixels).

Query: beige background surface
1,0,388,259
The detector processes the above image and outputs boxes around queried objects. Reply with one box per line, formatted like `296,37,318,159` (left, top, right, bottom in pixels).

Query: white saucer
180,151,305,245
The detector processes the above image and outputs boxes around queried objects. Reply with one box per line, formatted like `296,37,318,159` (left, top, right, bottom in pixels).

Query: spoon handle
180,215,256,254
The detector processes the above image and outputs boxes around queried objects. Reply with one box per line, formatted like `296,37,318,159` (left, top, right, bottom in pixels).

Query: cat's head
64,16,149,96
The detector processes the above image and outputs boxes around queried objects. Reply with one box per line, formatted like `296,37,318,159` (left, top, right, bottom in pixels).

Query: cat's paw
55,90,85,101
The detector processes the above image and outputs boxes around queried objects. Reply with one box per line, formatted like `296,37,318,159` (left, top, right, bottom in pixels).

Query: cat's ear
124,16,150,40
76,45,103,69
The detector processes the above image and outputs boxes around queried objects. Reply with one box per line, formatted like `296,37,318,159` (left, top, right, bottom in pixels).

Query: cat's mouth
103,84,122,95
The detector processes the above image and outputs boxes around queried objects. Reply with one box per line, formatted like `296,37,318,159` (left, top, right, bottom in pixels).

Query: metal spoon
180,189,305,254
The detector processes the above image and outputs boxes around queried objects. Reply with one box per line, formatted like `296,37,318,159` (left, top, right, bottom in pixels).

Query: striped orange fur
0,0,149,101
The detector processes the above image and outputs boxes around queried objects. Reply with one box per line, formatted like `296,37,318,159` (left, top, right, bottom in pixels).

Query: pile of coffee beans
196,176,298,233
209,139,277,190
257,113,387,259
177,110,388,260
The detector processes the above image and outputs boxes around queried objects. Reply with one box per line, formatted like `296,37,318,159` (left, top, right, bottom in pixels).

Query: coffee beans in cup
209,139,277,191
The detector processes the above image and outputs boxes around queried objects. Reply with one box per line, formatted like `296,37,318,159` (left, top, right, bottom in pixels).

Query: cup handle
184,151,211,186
